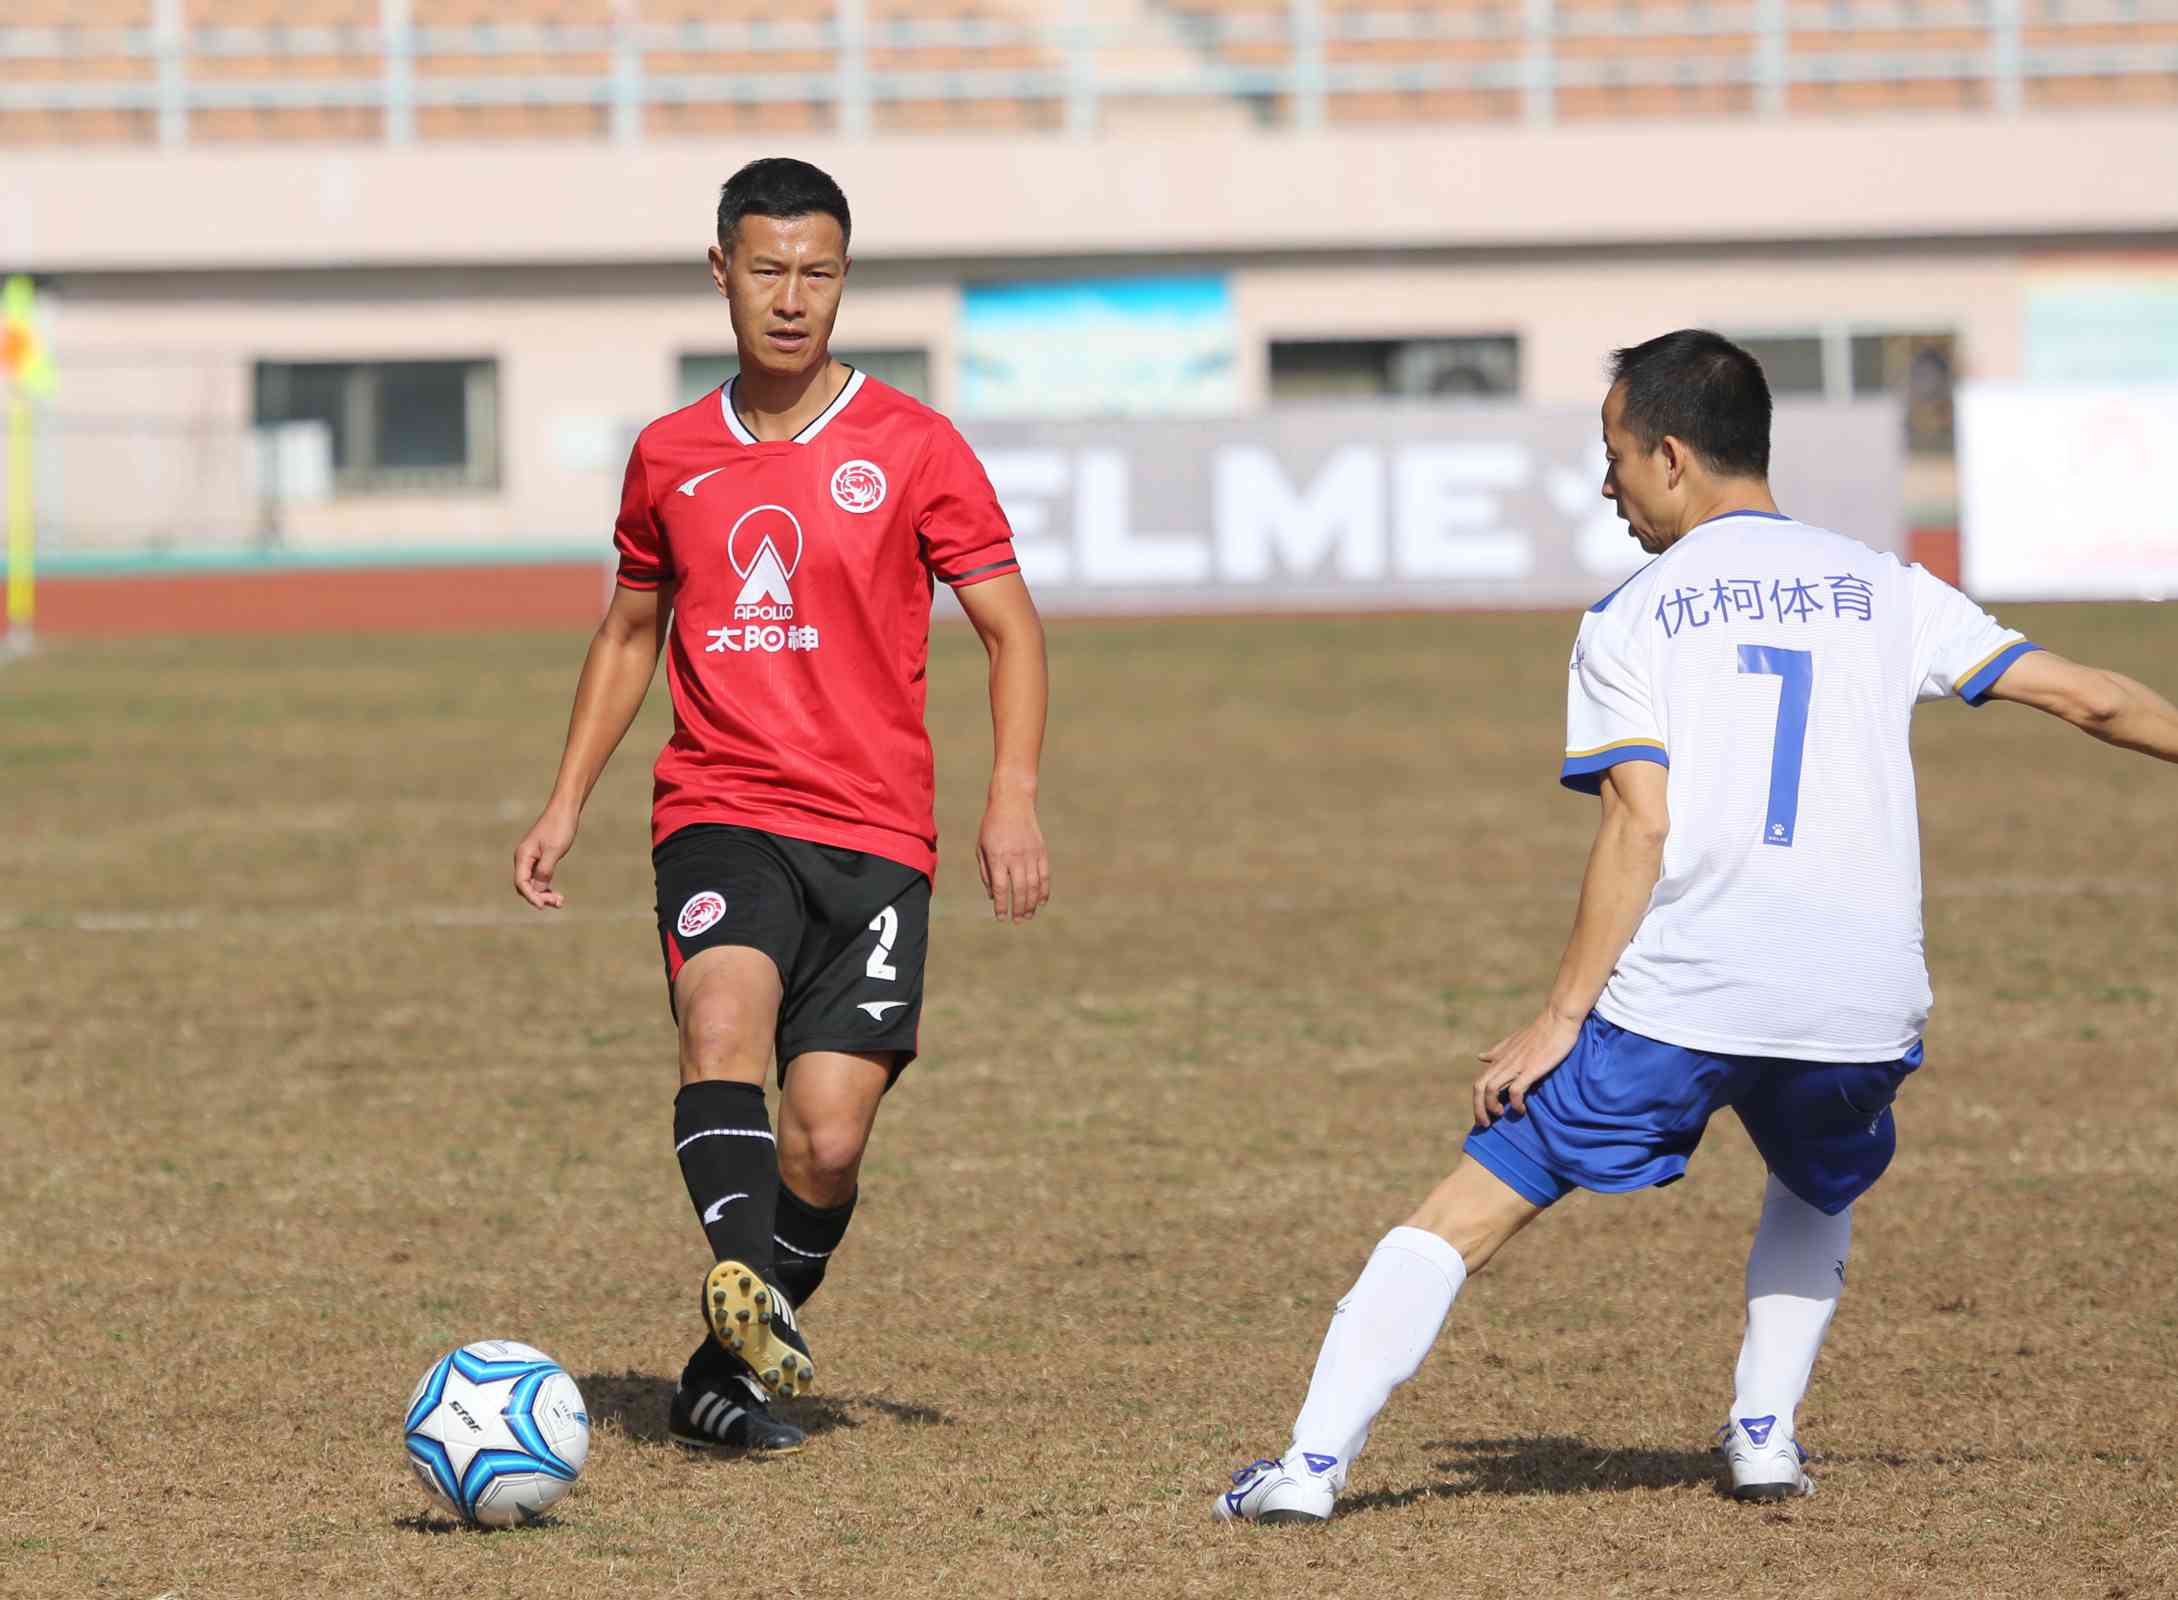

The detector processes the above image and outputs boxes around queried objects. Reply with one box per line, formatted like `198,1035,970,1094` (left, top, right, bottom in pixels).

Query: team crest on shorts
677,890,727,938
830,459,887,514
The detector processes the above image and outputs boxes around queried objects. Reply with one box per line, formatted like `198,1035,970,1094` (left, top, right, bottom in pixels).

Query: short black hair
1608,329,1771,478
716,157,852,253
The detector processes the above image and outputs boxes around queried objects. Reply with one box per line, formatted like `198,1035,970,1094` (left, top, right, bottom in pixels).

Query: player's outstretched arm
1473,759,1669,1125
956,574,1050,924
512,582,671,909
1982,650,2178,763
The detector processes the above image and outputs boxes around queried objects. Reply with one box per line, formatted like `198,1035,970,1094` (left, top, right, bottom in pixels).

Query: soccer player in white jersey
1217,329,2178,1523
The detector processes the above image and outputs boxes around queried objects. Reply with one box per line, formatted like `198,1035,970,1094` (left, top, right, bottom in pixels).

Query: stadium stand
2,0,2173,144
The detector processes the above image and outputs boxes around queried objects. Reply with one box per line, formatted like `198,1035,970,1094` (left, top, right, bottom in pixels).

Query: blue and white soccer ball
402,1339,590,1527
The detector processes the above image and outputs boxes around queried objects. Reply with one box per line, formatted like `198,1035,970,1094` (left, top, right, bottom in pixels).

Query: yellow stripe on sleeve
1955,639,2019,690
1564,737,1668,760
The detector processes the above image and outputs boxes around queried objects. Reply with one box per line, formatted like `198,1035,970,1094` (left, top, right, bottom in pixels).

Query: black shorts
654,823,930,1080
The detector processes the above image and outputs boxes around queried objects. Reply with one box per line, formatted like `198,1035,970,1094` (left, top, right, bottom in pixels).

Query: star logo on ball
403,1341,589,1527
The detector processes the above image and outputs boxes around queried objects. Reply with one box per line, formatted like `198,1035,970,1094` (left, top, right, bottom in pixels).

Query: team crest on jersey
830,459,887,514
677,891,727,938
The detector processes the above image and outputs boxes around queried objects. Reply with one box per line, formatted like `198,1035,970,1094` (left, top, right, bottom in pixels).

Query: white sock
1730,1173,1850,1442
1289,1226,1467,1484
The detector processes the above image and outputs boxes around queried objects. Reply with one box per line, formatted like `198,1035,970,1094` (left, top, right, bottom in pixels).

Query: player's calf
773,1049,889,1303
771,1183,855,1307
675,1079,784,1274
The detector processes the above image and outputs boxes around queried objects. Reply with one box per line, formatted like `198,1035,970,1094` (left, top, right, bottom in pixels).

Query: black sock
673,1081,780,1280
772,1183,856,1307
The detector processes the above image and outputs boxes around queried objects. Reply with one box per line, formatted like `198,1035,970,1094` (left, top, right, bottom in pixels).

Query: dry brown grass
3,607,2174,1599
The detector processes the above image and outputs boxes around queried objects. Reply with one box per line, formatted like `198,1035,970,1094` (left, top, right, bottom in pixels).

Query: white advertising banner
955,400,1904,615
1959,383,2178,602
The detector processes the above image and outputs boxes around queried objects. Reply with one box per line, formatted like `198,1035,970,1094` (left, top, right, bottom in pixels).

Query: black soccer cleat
703,1260,816,1399
669,1359,808,1455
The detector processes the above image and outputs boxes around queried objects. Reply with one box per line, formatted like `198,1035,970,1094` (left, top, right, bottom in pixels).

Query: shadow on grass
789,1393,957,1436
393,1514,469,1536
1340,1435,1721,1517
394,1513,566,1535
573,1370,677,1444
571,1371,956,1447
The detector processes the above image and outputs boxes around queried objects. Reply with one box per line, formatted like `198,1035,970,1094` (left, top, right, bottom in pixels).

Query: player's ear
708,242,732,298
1659,434,1688,489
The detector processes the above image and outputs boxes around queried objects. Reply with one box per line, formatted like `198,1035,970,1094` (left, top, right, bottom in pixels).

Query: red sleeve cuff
935,553,1022,589
616,568,667,591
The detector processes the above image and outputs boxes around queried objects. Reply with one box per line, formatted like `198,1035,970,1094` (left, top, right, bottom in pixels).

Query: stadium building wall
9,110,2175,634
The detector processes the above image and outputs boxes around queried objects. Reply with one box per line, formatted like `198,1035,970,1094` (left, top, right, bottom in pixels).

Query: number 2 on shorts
865,905,900,981
1737,645,1813,848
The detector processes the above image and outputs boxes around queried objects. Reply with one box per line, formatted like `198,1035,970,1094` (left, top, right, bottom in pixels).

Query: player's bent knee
677,991,772,1083
781,1120,868,1199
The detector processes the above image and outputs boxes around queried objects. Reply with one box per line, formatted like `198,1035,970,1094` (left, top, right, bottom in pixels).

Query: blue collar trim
1693,509,1793,529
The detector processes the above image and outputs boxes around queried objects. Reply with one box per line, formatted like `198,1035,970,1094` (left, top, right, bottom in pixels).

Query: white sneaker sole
1728,1459,1816,1502
1215,1469,1335,1526
1251,1506,1330,1525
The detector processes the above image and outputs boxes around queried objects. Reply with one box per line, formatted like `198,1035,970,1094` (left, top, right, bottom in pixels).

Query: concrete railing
2,0,2175,142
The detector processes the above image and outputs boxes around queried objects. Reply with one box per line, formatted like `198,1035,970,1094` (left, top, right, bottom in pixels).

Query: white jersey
1562,511,2036,1062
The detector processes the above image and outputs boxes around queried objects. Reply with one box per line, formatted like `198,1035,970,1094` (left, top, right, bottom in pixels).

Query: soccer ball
402,1339,590,1527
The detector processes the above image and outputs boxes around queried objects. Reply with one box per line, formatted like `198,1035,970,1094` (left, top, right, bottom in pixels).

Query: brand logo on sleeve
677,891,727,938
830,459,887,514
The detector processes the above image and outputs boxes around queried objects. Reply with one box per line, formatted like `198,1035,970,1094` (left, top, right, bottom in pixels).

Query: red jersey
613,370,1022,877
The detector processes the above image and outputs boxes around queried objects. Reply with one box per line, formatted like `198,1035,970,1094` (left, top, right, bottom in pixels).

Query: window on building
1852,332,1956,456
1728,330,1957,457
1734,336,1827,397
679,348,932,409
253,359,498,492
1269,336,1520,402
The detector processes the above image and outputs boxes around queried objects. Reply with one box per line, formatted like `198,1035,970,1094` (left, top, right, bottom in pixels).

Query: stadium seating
0,0,2171,144
0,0,153,146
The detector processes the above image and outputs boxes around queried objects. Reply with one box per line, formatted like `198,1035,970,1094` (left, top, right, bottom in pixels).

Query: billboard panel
957,276,1240,420
1959,383,2178,601
2025,266,2178,383
955,399,1905,614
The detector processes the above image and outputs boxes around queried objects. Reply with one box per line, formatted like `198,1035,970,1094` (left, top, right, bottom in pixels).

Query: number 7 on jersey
1737,645,1813,848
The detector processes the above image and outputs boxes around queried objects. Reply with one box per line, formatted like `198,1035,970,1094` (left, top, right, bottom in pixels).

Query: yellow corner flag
2,276,55,396
3,274,52,651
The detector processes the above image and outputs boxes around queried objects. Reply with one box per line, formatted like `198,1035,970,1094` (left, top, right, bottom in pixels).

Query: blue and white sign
958,275,1238,420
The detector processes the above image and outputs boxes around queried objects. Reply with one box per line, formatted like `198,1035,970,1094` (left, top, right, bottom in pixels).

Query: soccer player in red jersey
512,158,1050,1454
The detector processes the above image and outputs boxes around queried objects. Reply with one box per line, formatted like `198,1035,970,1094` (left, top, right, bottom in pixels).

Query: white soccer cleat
1212,1451,1339,1525
1719,1416,1816,1502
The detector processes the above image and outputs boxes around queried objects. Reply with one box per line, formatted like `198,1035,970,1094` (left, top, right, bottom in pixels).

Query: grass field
3,606,2174,1600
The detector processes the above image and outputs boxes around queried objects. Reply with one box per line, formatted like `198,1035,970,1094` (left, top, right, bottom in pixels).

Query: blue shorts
1463,1013,1923,1216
